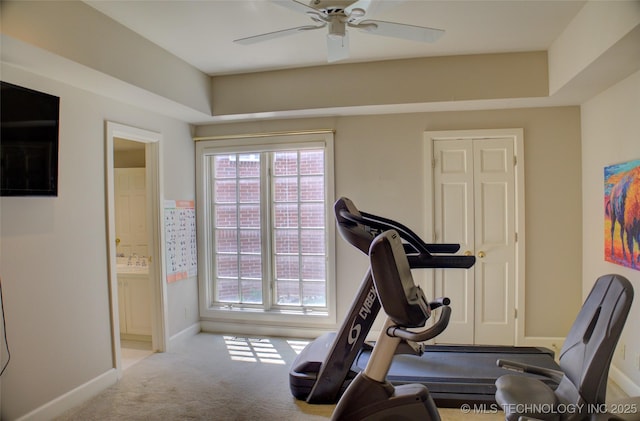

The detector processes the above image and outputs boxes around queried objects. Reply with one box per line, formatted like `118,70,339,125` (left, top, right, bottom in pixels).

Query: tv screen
1,81,60,196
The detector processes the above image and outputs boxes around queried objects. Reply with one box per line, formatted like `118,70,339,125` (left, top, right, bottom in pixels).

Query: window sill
200,305,335,329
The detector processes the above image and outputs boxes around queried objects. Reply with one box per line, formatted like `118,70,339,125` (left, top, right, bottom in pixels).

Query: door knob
464,250,473,256
478,251,486,258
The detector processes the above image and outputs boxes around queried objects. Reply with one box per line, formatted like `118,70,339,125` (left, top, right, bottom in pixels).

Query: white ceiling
84,0,587,76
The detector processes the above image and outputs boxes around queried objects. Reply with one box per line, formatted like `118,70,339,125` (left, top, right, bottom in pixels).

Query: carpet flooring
56,332,638,420
54,331,639,420
57,332,507,420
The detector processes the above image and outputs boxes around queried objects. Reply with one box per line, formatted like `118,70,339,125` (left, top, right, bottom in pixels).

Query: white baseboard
200,320,331,339
167,322,201,352
15,369,118,421
610,364,640,397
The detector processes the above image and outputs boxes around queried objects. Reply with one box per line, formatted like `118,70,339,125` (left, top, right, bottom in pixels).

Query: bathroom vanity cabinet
117,271,151,337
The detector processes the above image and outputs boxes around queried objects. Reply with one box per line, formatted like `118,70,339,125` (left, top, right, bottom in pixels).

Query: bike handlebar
386,305,451,342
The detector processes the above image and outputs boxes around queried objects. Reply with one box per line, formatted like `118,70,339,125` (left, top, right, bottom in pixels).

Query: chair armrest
497,359,565,383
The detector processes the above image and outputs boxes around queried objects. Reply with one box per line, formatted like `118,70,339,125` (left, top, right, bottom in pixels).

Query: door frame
105,121,167,375
424,128,526,345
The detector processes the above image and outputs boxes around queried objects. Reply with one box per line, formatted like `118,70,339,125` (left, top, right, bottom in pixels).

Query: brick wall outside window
211,149,327,308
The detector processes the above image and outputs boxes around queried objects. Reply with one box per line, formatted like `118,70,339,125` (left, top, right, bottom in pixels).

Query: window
196,132,335,325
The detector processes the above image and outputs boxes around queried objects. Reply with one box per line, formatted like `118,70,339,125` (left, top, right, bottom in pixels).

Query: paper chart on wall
164,199,197,283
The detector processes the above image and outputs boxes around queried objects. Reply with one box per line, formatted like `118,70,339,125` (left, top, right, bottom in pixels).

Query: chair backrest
557,274,634,405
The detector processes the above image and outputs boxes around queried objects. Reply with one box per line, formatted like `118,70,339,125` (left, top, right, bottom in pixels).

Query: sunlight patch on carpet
286,339,310,354
223,336,286,365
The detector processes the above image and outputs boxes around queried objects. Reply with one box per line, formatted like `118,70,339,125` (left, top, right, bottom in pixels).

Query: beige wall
0,1,212,118
211,52,548,116
0,64,197,420
581,69,640,394
195,105,583,339
1,0,636,417
548,1,640,95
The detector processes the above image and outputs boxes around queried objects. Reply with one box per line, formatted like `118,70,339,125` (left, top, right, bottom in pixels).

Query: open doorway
113,139,153,369
105,122,166,375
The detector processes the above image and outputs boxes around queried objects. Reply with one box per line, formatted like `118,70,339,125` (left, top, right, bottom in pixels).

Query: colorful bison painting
605,159,640,270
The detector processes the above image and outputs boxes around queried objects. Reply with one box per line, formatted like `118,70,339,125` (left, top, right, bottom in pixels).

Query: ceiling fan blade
326,32,350,63
271,0,326,19
356,19,444,43
234,24,325,45
345,0,405,23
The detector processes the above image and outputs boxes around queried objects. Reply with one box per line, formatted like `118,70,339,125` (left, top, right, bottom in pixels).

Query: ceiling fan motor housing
328,16,347,38
310,0,358,12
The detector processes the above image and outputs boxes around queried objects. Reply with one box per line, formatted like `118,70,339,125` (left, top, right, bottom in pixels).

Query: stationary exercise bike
331,229,452,421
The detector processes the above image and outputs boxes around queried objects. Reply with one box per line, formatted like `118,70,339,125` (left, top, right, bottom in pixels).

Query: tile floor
120,339,154,370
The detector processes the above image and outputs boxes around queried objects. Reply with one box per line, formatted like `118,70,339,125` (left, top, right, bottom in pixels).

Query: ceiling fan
234,0,444,63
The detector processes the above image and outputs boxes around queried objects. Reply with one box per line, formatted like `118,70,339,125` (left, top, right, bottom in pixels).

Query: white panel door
473,138,515,345
115,168,148,258
433,139,475,344
433,137,516,345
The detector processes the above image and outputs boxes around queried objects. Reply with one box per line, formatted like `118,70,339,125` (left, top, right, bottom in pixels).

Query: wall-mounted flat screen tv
1,81,60,196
